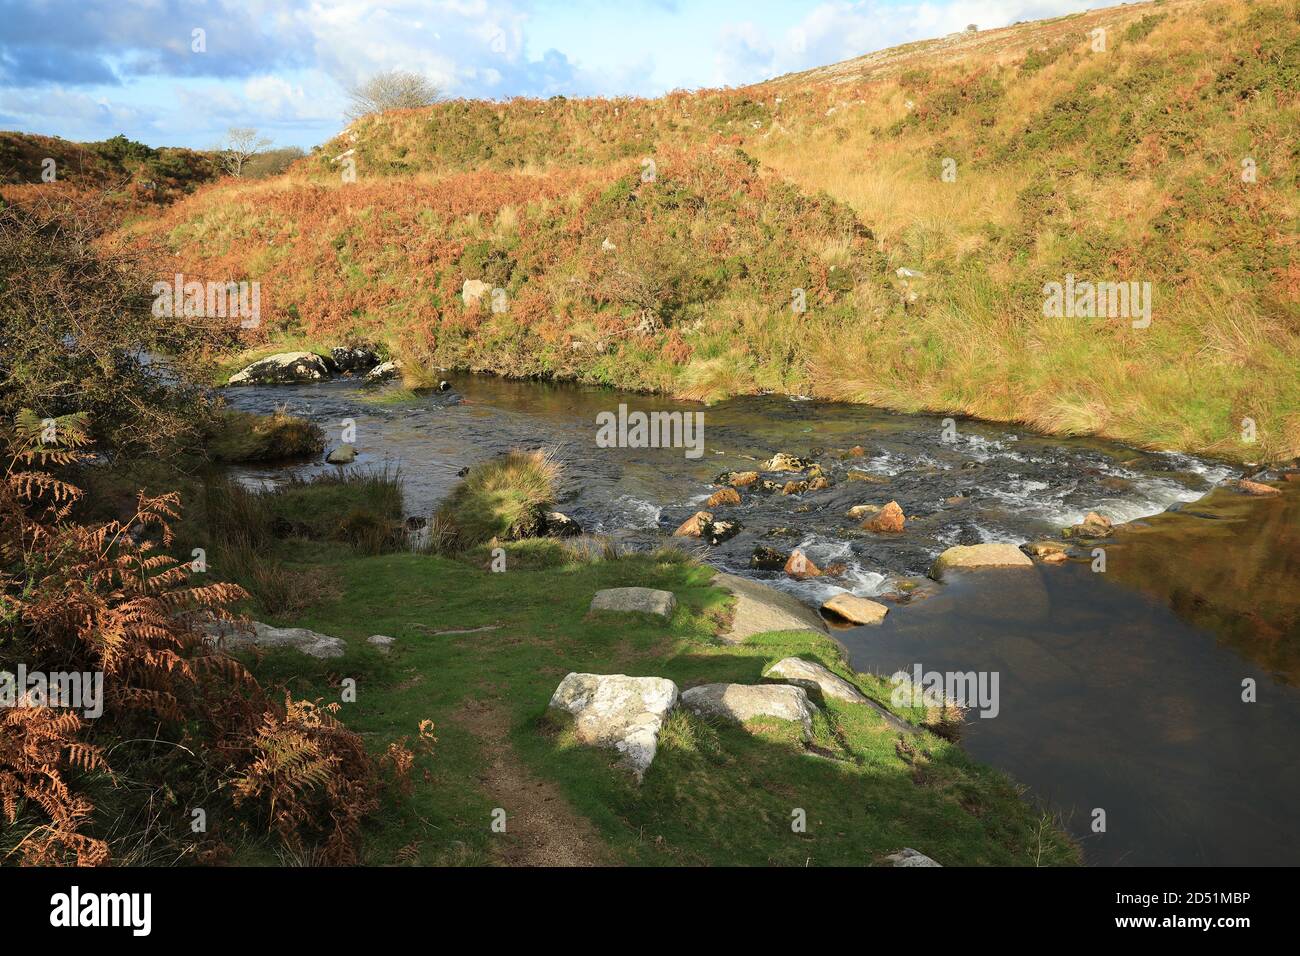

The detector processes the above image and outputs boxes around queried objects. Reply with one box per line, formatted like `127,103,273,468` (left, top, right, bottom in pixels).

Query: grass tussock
206,409,325,463
434,450,560,550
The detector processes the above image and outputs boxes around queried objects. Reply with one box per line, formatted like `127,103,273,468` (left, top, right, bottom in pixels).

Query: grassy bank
175,461,1076,866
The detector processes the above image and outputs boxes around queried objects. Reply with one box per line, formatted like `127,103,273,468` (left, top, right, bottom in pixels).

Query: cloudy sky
0,0,1093,151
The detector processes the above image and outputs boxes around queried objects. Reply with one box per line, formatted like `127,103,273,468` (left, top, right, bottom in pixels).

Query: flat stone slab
930,543,1033,580
765,657,917,733
548,673,679,780
589,587,677,619
884,847,941,867
200,619,346,659
821,592,889,626
680,682,816,740
712,572,828,644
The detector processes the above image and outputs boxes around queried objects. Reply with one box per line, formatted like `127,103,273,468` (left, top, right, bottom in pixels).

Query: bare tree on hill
345,70,440,122
217,126,272,177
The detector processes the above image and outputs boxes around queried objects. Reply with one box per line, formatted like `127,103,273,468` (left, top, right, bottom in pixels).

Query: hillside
0,131,216,201
125,0,1300,462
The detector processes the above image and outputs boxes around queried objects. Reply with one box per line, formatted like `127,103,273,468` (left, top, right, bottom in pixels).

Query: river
224,373,1300,866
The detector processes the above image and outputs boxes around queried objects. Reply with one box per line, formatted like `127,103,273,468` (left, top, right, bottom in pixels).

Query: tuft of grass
206,409,324,463
436,449,560,549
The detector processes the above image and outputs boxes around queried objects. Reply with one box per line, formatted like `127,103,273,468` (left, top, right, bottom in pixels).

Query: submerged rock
680,683,816,741
589,587,677,619
750,546,789,571
930,543,1034,579
547,673,679,780
326,443,357,464
227,351,331,386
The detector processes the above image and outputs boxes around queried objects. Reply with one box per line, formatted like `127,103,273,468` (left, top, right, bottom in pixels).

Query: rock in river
821,592,889,626
548,673,679,780
862,500,905,533
227,351,331,385
326,443,357,464
930,543,1033,579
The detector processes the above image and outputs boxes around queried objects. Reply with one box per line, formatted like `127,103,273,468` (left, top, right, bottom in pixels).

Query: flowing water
225,374,1300,866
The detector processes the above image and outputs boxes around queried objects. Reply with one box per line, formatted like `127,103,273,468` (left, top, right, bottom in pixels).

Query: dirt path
454,697,610,867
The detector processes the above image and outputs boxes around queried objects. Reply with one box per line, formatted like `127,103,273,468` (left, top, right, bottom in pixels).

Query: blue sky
0,0,1093,151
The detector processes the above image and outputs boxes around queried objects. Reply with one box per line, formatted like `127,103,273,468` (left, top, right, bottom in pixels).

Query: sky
0,0,1096,151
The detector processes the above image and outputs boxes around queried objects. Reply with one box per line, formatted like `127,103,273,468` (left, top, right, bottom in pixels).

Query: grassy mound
436,450,560,549
206,409,325,462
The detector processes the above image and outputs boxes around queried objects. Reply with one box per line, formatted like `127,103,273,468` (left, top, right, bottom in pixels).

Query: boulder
930,543,1033,579
707,487,741,508
764,453,812,472
589,587,677,620
821,592,889,626
1070,511,1114,538
366,360,401,382
1238,478,1281,497
200,619,346,659
366,634,396,655
862,500,905,533
673,510,713,537
329,346,381,375
680,683,816,740
784,549,822,580
1024,540,1069,563
765,657,868,703
326,443,357,465
711,572,829,644
807,476,831,491
227,351,331,386
547,673,679,780
729,471,760,488
543,511,583,537
884,848,941,867
781,480,808,495
462,279,492,307
846,504,880,519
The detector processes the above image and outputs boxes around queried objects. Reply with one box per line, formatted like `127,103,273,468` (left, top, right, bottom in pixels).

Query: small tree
346,70,440,122
217,126,272,177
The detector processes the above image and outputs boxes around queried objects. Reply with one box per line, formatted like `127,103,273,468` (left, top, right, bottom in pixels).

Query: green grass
436,449,560,549
206,409,324,463
225,539,1078,866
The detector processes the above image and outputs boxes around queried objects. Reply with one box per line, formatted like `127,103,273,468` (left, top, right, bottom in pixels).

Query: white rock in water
589,587,676,620
821,592,889,626
548,673,679,780
227,351,331,386
680,682,817,740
